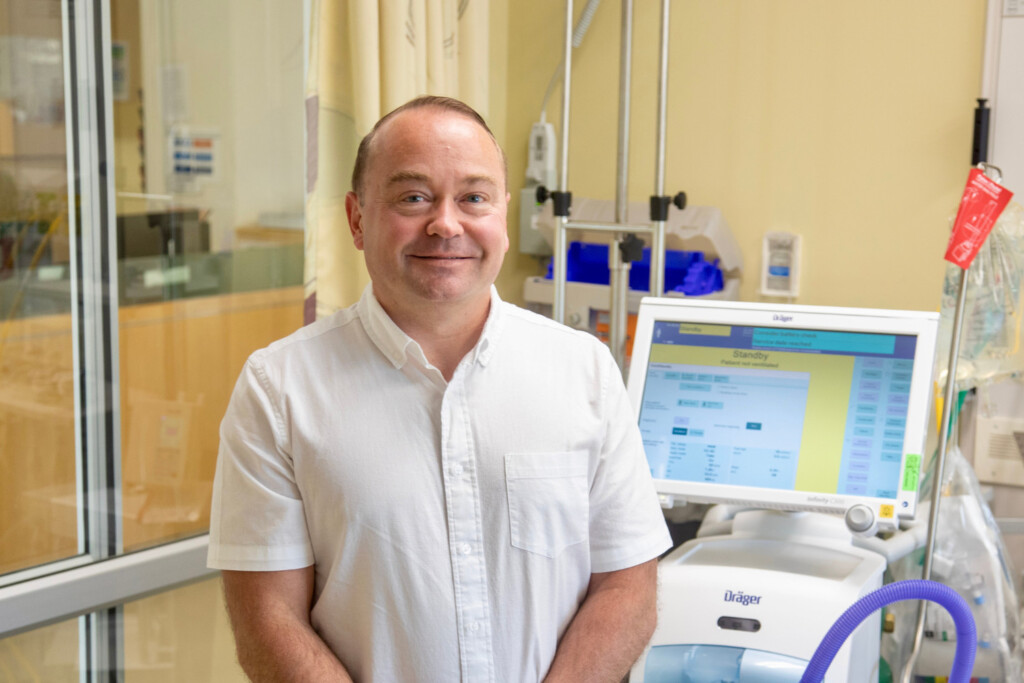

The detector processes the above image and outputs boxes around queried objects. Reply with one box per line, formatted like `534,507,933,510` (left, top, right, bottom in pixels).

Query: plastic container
544,241,724,296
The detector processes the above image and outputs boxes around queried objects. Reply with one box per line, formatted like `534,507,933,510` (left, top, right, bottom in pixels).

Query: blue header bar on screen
652,321,915,359
751,328,895,354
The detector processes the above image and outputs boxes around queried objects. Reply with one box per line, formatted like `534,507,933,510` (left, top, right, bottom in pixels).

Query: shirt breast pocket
505,451,590,558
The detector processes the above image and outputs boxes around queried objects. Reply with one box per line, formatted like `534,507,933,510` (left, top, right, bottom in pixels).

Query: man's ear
345,192,365,250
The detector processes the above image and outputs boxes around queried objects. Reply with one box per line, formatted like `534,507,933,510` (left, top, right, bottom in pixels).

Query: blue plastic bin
544,242,723,296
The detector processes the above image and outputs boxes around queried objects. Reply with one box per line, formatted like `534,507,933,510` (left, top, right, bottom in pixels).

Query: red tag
944,168,1014,269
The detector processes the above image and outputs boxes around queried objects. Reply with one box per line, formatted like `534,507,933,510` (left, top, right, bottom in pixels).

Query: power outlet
761,232,801,297
973,415,1024,487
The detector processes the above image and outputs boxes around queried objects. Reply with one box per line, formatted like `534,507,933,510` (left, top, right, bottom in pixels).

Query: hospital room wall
496,1,988,312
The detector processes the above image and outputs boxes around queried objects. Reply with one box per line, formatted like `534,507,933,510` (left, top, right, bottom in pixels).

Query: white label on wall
168,125,219,193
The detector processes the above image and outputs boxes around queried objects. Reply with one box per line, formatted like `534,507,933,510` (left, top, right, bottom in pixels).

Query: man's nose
426,198,464,239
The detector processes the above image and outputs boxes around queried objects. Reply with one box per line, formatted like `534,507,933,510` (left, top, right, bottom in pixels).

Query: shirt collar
357,284,504,371
357,285,415,369
473,286,503,368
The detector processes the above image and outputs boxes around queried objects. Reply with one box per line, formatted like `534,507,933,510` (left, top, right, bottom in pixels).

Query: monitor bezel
626,297,939,531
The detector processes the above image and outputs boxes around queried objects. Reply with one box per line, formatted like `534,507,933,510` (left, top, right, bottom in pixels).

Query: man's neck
380,296,491,382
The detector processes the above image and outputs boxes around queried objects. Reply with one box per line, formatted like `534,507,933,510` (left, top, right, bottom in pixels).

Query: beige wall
497,1,987,312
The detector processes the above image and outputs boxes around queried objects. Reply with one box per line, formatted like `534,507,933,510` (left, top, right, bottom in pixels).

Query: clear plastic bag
882,444,1022,681
935,201,1024,390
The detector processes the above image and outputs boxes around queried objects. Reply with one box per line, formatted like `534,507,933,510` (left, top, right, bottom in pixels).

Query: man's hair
350,95,507,198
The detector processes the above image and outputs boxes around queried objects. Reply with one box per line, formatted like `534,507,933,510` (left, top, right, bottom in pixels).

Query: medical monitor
626,298,939,532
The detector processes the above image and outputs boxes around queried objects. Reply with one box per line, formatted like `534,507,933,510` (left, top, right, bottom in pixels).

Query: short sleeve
587,348,672,573
207,355,314,571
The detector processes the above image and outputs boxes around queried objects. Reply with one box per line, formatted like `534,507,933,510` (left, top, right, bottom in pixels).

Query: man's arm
543,559,659,683
221,567,354,683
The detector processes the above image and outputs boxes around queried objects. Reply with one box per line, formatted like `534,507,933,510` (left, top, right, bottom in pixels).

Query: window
0,0,78,578
0,576,247,681
0,0,304,677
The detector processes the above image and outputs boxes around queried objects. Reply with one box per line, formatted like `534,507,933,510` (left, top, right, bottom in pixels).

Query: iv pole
898,163,1003,683
897,254,969,683
542,0,685,373
607,0,635,368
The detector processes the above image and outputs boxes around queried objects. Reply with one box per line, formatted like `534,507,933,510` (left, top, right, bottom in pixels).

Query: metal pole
553,226,568,326
609,257,629,368
553,0,574,324
615,0,632,224
559,0,573,199
651,0,670,298
609,0,634,370
898,265,970,683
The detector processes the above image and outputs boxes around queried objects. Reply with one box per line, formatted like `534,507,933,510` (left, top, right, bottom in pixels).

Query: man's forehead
385,169,502,187
368,107,506,179
400,104,483,128
375,107,488,150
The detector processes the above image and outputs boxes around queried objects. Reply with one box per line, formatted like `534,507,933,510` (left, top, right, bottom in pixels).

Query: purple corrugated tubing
798,579,977,683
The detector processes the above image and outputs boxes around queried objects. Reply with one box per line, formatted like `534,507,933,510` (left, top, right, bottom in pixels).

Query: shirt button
460,543,472,555
470,622,481,632
451,464,464,476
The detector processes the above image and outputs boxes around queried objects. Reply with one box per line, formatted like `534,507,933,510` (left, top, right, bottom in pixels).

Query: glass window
121,577,247,682
1,0,305,575
1,0,305,677
0,0,78,576
111,0,305,553
0,619,79,682
0,577,245,681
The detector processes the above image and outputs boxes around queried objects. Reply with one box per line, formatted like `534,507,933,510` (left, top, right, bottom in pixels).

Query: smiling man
208,96,671,683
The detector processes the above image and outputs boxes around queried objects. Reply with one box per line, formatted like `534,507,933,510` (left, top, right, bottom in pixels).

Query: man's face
345,107,510,317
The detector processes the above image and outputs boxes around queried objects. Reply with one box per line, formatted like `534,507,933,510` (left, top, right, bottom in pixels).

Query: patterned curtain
304,0,490,322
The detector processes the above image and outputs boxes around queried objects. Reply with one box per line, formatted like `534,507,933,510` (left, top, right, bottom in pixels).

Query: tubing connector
536,186,573,217
619,233,644,262
551,191,572,217
648,191,687,221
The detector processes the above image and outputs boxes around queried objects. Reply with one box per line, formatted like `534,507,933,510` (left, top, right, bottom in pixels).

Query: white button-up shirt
208,285,671,682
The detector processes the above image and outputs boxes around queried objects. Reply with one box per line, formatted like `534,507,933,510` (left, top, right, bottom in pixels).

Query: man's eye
402,195,426,203
465,194,485,203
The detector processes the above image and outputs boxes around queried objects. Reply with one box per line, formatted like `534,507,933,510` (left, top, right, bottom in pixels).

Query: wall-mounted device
761,231,801,298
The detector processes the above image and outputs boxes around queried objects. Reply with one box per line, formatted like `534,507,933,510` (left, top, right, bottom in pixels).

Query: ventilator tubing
799,579,977,683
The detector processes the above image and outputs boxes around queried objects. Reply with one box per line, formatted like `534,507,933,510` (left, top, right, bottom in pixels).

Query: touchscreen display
637,321,918,499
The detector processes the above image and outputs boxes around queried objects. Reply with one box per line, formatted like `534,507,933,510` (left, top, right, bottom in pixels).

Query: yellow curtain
304,0,490,322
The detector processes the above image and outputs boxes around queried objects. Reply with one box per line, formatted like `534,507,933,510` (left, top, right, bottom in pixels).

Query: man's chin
406,280,489,307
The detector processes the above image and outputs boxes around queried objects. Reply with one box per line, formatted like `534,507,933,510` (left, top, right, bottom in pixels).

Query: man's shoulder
499,301,610,354
250,304,364,366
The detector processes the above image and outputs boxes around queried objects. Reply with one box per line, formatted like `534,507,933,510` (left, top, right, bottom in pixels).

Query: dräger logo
772,314,793,323
724,590,762,606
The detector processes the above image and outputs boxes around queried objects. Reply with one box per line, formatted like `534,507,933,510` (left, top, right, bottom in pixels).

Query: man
208,96,671,682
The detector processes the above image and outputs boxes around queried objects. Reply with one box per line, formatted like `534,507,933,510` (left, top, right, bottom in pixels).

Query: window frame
0,536,214,638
